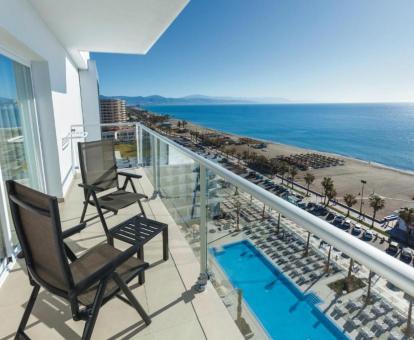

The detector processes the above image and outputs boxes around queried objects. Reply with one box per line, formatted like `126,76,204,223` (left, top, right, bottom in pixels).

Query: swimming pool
211,241,348,340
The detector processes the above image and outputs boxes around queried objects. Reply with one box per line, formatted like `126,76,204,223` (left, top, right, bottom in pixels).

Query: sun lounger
346,300,361,311
383,316,396,327
347,317,362,328
358,329,371,339
388,330,403,340
380,301,393,311
372,306,384,316
374,320,388,332
333,306,343,316
309,272,318,280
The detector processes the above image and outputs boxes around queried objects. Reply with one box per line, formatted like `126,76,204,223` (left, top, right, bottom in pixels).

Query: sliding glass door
0,53,44,275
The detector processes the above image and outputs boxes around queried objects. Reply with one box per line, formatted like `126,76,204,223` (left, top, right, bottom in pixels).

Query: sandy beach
180,120,414,219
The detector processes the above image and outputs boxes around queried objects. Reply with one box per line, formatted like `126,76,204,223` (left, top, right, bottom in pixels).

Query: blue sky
92,0,414,103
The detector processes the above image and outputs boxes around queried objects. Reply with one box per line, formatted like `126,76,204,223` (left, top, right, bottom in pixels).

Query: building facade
99,98,127,124
0,0,189,282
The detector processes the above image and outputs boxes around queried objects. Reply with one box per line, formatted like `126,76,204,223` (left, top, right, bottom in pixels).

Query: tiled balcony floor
0,169,242,340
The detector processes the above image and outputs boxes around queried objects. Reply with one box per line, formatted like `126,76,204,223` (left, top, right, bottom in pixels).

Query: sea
146,103,414,172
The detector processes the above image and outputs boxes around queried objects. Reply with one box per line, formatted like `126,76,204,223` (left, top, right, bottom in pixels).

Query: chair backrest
78,140,118,191
6,180,73,294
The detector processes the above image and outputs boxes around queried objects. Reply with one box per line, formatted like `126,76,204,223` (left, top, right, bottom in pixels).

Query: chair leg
137,247,145,284
82,279,107,340
113,273,151,326
90,191,112,244
80,190,92,223
137,199,147,219
16,284,40,338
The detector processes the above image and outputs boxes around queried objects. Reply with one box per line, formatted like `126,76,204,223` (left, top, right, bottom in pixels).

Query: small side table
109,215,169,284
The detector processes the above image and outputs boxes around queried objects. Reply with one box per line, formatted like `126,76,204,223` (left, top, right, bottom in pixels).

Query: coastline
183,119,414,176
166,118,414,218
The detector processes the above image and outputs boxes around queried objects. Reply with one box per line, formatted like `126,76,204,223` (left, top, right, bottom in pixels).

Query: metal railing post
136,123,143,167
156,137,161,193
151,134,157,189
196,164,209,292
150,133,163,198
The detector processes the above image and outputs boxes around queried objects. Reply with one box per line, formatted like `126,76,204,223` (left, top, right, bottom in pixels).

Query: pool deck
204,191,412,340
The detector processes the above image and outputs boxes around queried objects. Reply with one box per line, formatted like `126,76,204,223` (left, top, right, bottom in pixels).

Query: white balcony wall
51,57,84,196
0,0,94,198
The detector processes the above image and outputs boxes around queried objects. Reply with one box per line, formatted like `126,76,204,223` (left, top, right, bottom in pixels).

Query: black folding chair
78,140,148,236
7,180,151,340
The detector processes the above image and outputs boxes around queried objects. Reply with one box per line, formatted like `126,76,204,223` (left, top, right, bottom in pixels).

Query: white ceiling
29,0,189,67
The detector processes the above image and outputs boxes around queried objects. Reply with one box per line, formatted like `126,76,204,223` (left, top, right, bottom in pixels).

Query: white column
79,60,100,141
30,61,63,198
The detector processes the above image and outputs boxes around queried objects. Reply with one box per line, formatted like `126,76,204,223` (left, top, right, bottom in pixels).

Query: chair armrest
73,244,148,294
78,183,104,193
62,223,86,239
118,171,142,180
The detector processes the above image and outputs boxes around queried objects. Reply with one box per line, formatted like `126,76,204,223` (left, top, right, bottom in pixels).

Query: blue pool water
211,241,348,340
147,103,414,171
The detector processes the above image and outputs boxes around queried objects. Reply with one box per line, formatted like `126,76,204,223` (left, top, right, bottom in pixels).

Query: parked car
362,230,374,241
351,224,363,236
386,241,399,256
326,212,336,222
310,204,326,216
400,248,413,263
319,207,329,216
341,219,352,230
297,201,307,209
333,216,345,226
306,202,316,211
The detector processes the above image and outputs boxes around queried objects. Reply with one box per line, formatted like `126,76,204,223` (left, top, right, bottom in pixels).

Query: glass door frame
0,47,47,280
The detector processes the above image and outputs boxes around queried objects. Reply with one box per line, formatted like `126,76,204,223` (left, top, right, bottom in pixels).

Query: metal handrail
73,122,414,297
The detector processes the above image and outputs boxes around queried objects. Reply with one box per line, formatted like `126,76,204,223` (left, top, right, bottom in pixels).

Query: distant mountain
100,94,292,106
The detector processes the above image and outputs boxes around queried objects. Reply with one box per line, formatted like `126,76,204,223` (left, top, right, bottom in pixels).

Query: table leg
163,227,169,261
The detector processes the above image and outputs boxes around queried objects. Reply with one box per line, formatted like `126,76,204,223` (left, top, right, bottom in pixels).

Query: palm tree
236,153,242,165
230,147,237,159
278,162,289,184
321,177,334,205
235,200,241,231
344,193,357,216
304,172,315,195
193,131,200,142
347,258,354,285
399,207,414,243
326,188,337,207
288,166,298,189
369,194,385,228
270,162,280,180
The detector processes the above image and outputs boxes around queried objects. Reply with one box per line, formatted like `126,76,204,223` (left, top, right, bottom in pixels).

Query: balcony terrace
0,170,242,340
